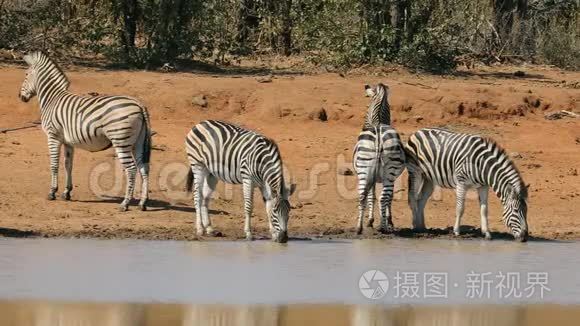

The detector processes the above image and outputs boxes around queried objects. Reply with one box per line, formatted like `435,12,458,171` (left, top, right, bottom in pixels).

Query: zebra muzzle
273,230,288,243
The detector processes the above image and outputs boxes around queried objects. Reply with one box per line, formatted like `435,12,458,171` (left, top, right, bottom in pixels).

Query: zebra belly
67,136,113,152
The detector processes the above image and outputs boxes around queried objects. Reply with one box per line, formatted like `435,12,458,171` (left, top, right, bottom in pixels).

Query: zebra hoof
484,232,492,240
196,230,204,237
47,193,56,201
366,219,374,228
379,226,394,234
118,205,129,212
61,192,71,201
356,227,363,235
245,233,253,241
139,204,147,211
207,230,223,237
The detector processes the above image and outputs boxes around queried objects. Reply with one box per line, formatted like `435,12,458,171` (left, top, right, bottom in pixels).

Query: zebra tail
185,169,194,193
141,106,152,164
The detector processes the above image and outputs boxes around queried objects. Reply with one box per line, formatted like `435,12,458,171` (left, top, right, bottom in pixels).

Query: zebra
353,83,405,234
404,127,529,241
18,51,151,211
363,83,391,127
185,120,296,243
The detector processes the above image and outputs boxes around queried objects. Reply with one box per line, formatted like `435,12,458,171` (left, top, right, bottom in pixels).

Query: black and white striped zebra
405,128,529,241
353,83,405,234
363,83,391,127
18,51,152,211
185,120,295,243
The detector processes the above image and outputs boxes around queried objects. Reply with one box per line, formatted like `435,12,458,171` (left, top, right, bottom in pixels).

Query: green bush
0,0,578,71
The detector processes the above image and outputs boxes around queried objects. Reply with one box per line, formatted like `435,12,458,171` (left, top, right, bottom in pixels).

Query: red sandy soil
0,62,578,241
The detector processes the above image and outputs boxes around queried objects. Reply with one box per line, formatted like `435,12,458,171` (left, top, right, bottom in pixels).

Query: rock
510,152,523,159
569,168,578,176
256,74,273,83
160,63,176,72
191,94,208,108
544,110,579,120
309,108,328,122
414,116,424,123
337,166,354,176
523,95,541,108
526,163,542,169
291,202,304,209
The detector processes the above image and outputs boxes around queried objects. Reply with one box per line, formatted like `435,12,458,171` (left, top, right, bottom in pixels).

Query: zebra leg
62,145,74,201
133,147,149,211
115,146,137,211
242,178,255,240
378,184,394,233
366,184,375,228
47,137,62,200
478,186,492,240
454,184,467,236
192,167,206,236
356,178,373,235
416,179,434,229
201,174,218,236
408,170,426,230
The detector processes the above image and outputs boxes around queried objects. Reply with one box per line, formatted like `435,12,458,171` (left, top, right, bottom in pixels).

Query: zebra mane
483,136,527,198
24,51,70,90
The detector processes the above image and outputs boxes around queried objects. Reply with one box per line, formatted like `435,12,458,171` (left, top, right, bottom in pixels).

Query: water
1,237,580,325
0,237,578,304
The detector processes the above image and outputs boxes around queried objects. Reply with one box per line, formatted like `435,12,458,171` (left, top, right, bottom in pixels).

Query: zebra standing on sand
353,83,406,234
405,128,529,241
185,120,295,243
18,51,151,211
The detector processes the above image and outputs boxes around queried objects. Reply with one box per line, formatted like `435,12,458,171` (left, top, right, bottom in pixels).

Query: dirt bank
0,63,578,241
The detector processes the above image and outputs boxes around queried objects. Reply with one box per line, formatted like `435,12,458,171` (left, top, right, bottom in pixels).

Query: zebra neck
364,100,390,127
38,88,66,110
489,166,524,202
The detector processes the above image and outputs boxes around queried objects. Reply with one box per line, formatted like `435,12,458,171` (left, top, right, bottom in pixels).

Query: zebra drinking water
185,120,295,243
353,83,405,233
18,51,151,211
404,128,529,241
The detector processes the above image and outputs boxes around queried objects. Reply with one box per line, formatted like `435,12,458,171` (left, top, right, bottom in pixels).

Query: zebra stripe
363,83,391,128
353,125,406,234
405,127,529,241
18,51,151,211
185,120,295,243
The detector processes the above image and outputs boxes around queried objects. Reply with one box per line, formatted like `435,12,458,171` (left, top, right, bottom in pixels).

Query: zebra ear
23,54,34,66
364,85,374,97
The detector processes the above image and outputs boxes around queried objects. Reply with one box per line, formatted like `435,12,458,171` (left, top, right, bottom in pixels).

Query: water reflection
1,301,579,326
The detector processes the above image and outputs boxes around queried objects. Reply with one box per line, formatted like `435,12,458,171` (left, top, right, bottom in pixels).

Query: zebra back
186,120,285,192
405,128,526,193
354,124,405,175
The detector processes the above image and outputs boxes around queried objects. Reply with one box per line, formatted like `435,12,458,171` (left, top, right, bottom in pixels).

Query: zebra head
502,184,529,242
266,183,296,243
364,83,389,99
19,53,39,102
19,51,69,103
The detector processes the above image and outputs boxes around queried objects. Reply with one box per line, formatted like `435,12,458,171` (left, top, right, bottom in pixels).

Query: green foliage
399,30,459,74
0,0,578,71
